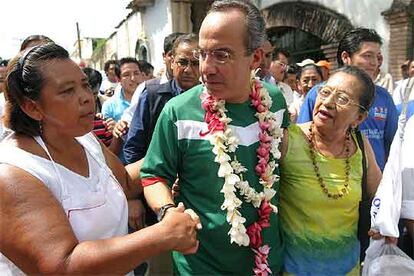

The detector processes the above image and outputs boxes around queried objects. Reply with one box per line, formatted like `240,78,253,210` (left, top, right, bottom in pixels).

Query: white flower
264,188,276,201
225,173,241,185
231,160,247,174
218,162,233,177
202,81,282,248
227,209,246,226
255,112,267,123
269,203,278,214
221,196,242,211
215,152,231,163
229,227,250,246
221,182,237,194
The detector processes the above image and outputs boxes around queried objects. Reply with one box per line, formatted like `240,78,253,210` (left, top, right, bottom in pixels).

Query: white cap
296,59,316,67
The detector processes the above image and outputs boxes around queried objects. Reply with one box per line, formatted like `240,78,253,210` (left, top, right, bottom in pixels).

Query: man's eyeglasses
317,86,367,111
193,49,232,64
175,58,199,68
273,60,286,69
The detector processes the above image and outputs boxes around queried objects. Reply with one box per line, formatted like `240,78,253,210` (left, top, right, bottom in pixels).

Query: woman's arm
0,164,198,274
101,140,142,199
279,128,289,162
364,135,382,198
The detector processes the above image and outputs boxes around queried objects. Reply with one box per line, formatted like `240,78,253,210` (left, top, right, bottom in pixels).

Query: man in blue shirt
298,28,398,171
123,34,200,164
102,58,145,122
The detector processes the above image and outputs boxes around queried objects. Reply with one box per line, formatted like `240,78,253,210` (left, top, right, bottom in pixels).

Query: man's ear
20,98,43,121
250,47,264,71
341,51,352,65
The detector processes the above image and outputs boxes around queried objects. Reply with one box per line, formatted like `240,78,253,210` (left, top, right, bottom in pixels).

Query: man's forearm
144,181,174,213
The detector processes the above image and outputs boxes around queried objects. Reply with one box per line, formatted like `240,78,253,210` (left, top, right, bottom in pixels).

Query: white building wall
261,0,394,72
141,0,173,74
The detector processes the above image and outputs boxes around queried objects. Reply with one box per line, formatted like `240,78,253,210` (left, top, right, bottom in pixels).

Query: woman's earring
39,120,43,135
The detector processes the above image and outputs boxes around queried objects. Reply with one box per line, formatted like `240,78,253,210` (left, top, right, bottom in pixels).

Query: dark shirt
123,79,184,164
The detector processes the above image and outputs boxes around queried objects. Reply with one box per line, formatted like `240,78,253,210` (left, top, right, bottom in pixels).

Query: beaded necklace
308,123,351,199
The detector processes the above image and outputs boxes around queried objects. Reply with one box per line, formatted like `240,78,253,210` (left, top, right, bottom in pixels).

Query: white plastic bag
362,239,414,276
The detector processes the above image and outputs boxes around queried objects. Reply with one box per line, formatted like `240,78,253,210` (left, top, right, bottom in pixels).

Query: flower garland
200,79,283,275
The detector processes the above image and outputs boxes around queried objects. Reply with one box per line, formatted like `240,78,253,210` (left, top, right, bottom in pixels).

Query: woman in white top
0,43,199,275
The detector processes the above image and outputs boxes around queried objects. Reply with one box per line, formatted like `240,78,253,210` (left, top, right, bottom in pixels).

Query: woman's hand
127,199,146,230
368,229,398,244
160,202,200,255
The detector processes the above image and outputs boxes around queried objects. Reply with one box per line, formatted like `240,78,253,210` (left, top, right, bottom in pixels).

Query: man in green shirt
140,1,289,275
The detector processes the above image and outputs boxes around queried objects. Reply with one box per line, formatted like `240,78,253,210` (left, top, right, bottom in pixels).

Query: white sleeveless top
0,132,131,275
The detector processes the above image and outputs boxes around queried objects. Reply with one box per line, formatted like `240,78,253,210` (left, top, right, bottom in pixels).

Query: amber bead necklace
308,123,351,199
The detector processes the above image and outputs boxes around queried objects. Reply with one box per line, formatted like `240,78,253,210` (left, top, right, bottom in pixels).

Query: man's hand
127,199,146,230
113,120,129,139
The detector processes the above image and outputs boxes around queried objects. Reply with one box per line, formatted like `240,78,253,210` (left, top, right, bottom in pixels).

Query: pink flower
259,121,270,130
259,132,272,143
257,104,266,113
257,146,269,158
252,245,272,276
247,222,262,248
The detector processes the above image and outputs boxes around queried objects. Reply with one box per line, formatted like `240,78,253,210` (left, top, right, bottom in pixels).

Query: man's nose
201,56,217,75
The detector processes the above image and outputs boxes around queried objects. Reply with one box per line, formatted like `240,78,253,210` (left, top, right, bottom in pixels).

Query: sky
0,0,131,60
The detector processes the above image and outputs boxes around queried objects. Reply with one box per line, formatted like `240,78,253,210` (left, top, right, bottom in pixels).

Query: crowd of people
0,0,413,275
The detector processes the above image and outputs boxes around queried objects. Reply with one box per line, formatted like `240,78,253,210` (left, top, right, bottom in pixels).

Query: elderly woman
289,63,323,123
0,43,199,275
279,66,382,275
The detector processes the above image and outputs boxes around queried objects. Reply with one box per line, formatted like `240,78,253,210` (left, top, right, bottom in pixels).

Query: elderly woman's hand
368,229,398,245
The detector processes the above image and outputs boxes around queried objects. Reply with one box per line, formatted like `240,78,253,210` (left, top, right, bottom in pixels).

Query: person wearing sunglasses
278,66,382,275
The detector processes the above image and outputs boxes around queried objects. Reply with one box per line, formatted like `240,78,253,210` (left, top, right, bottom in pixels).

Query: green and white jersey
141,82,289,275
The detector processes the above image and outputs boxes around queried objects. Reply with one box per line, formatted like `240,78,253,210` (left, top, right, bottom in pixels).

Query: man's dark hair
138,60,154,76
274,48,290,61
82,67,102,91
117,57,140,78
285,64,299,79
20,35,54,51
331,65,375,113
103,59,119,74
171,33,199,56
336,28,383,66
164,32,185,54
209,0,265,54
5,43,69,136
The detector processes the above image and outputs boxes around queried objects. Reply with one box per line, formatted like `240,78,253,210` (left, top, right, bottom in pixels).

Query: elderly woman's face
35,59,95,136
313,71,366,132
